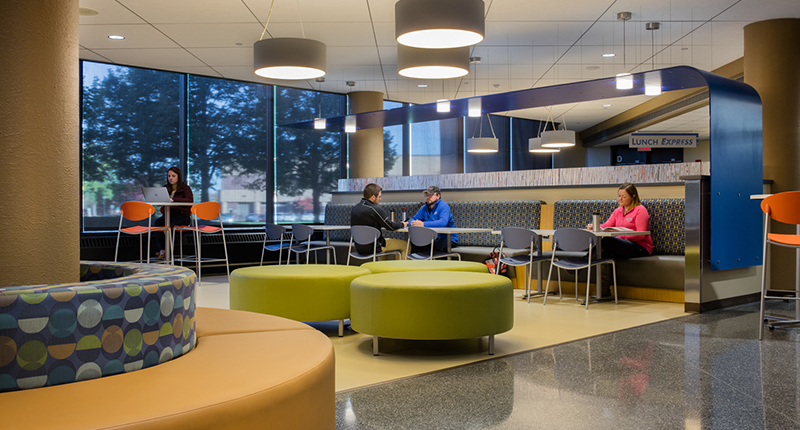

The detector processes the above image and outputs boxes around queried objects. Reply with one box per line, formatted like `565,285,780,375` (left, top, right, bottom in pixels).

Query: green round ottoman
361,260,489,274
350,271,513,355
230,265,371,336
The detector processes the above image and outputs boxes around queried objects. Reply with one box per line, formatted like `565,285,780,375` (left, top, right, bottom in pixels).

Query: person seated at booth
408,186,458,253
154,166,193,259
587,182,653,296
351,183,408,258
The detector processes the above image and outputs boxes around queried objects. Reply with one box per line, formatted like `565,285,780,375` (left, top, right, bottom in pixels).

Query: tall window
410,118,461,175
274,88,345,223
187,76,269,226
81,62,181,231
511,118,552,171
384,100,404,176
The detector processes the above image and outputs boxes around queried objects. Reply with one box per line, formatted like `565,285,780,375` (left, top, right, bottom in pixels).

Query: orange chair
759,191,800,339
172,202,230,284
114,201,171,264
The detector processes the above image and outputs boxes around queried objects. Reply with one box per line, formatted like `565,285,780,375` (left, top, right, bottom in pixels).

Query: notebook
142,187,171,203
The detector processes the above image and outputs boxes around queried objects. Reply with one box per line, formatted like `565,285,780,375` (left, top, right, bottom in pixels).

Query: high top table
152,201,194,263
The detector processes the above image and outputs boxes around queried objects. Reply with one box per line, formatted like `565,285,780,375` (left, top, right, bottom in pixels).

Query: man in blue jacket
409,186,457,253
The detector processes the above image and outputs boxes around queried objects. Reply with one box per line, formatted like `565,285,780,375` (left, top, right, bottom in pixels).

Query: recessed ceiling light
602,53,616,57
603,104,612,107
418,84,428,88
108,35,125,40
681,47,689,51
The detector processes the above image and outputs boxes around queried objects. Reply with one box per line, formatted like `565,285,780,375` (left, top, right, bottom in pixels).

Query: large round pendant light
254,38,327,80
398,45,469,79
540,130,576,148
395,0,485,49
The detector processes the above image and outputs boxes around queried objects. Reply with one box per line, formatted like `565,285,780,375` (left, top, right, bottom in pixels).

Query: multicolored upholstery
323,202,422,242
0,261,196,393
552,199,685,255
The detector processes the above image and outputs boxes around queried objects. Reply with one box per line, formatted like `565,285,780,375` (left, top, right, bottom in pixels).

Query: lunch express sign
629,132,698,150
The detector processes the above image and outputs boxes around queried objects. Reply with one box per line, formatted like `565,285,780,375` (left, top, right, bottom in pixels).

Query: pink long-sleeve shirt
600,205,653,255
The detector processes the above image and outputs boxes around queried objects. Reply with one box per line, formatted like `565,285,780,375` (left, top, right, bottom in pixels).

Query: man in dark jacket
350,183,407,258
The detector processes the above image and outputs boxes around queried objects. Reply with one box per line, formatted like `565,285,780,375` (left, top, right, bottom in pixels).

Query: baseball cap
423,186,441,195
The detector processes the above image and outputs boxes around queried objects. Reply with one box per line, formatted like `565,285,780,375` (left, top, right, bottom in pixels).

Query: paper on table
601,226,633,232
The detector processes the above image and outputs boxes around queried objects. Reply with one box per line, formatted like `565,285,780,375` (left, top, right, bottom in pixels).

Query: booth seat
321,200,544,266
550,199,686,293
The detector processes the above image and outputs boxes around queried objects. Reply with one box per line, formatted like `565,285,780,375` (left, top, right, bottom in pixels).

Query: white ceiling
78,0,800,139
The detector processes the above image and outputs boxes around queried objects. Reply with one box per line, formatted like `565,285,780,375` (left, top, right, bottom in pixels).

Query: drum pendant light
397,45,470,79
253,1,326,80
395,0,485,49
539,107,576,148
467,114,498,153
529,137,559,153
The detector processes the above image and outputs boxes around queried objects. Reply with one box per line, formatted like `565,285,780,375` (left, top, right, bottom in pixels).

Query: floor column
0,1,80,286
348,91,384,179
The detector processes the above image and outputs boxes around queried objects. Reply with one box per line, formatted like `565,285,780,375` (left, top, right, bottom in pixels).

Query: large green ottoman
350,271,513,355
361,260,489,274
230,265,371,336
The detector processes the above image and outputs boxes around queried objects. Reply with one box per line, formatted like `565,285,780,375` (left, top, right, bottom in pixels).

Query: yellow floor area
196,276,688,393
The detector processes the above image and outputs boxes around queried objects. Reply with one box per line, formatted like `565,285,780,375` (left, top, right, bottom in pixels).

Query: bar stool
114,201,171,264
173,202,230,284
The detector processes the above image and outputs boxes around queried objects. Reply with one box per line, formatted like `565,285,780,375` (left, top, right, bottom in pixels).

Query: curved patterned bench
0,261,196,393
350,271,513,355
230,265,371,336
362,260,489,274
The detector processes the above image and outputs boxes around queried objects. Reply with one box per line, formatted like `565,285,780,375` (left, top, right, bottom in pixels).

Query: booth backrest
553,198,685,255
322,200,544,246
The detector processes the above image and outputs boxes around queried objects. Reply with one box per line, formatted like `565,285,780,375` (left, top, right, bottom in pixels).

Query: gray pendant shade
467,137,498,153
395,0,485,49
253,37,327,80
397,45,470,79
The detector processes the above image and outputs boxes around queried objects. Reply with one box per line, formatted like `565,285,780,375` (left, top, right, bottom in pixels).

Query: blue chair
260,223,293,265
543,228,617,309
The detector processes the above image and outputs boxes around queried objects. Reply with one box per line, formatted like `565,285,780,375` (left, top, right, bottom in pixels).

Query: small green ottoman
230,265,371,336
350,271,513,355
361,260,489,274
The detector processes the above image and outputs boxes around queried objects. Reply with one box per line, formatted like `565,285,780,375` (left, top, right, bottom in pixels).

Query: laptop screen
142,187,171,203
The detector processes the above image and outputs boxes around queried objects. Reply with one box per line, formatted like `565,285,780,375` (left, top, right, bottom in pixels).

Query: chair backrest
553,228,597,253
408,226,437,247
120,201,156,222
351,225,380,246
266,223,287,240
192,202,220,221
762,192,800,225
291,224,313,242
500,227,537,250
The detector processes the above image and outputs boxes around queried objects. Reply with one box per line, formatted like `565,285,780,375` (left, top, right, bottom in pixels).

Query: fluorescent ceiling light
602,53,616,57
108,35,125,40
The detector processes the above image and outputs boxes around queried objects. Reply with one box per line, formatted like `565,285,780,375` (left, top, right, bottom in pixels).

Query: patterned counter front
0,261,196,392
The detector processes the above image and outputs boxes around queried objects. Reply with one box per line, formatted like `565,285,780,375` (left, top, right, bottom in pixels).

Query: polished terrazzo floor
196,275,799,429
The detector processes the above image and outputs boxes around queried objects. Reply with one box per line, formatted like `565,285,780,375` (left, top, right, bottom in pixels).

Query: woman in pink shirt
588,182,653,259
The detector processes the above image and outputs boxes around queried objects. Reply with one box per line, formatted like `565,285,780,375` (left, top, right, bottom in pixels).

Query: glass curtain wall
383,100,404,176
464,114,510,173
81,62,181,231
511,118,553,171
274,87,345,223
410,118,461,175
187,76,269,226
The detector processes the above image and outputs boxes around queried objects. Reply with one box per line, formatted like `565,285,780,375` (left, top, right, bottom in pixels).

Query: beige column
0,1,80,286
744,19,800,289
348,91,384,178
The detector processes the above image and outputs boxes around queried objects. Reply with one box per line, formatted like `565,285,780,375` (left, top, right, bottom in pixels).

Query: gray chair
288,223,336,264
260,223,293,265
499,227,550,303
347,225,402,265
405,226,460,261
543,228,617,309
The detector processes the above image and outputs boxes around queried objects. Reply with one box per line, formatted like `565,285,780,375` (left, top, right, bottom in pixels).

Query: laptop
142,187,171,203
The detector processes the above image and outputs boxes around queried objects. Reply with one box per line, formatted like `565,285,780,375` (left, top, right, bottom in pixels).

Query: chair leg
543,263,555,306
585,267,591,310
574,270,579,302
611,262,618,304
759,245,769,340
557,269,563,300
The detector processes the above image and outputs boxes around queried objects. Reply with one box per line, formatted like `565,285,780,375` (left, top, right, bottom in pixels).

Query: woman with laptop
154,166,193,259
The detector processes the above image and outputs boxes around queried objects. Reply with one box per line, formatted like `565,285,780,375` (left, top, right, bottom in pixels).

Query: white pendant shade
437,99,450,112
540,130,576,148
468,98,481,117
398,45,469,79
314,118,326,130
616,73,633,90
345,116,356,133
254,38,326,80
529,138,559,153
395,0,485,49
645,72,662,96
467,137,498,153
